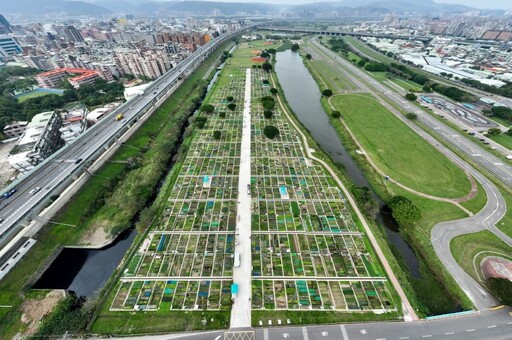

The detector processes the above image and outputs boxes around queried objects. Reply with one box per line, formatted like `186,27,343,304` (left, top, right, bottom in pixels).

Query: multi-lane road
0,26,248,256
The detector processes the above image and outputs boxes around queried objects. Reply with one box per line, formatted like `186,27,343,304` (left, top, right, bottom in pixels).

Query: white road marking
445,332,454,335
340,325,349,340
399,337,410,339
466,329,475,332
487,325,496,328
302,327,309,340
214,336,221,340
422,336,432,338
321,331,328,337
360,329,367,334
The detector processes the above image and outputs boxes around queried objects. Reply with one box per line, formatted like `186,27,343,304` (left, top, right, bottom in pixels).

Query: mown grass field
330,93,471,198
488,133,512,150
16,90,63,102
450,231,512,283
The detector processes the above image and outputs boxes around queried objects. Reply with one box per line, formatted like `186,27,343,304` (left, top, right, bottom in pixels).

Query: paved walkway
230,68,252,329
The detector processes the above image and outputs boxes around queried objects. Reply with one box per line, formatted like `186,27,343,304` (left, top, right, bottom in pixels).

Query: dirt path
270,73,419,321
18,290,66,338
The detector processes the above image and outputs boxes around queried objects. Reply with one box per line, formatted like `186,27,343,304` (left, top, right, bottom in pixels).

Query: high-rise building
0,35,22,58
0,14,11,34
65,25,84,43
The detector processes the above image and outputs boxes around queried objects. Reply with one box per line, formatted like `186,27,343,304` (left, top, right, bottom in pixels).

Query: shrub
213,130,221,140
263,125,279,139
262,79,270,85
305,53,312,60
389,196,422,227
405,93,417,101
261,96,275,110
195,116,207,128
406,112,417,120
227,103,236,111
291,43,300,52
201,104,214,113
331,110,341,118
264,110,273,119
262,62,272,72
322,89,333,97
270,88,278,94
226,96,234,102
219,111,226,118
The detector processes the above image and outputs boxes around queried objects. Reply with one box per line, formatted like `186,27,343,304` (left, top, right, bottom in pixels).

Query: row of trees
483,105,512,127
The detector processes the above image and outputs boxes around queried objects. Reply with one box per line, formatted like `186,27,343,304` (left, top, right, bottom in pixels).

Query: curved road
306,38,512,310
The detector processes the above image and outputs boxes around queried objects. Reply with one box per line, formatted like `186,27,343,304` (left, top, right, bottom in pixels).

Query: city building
3,121,28,139
8,111,64,173
0,14,11,34
0,35,22,58
35,67,101,89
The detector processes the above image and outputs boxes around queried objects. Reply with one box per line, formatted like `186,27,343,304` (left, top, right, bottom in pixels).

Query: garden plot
110,279,233,311
251,279,392,311
153,200,238,232
249,68,395,314
123,233,235,278
251,201,356,232
110,66,247,313
251,234,381,278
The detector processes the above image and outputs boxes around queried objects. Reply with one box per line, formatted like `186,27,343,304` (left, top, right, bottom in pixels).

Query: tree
487,278,512,305
201,104,215,113
352,186,378,218
270,88,278,94
263,125,279,139
226,96,234,102
213,130,221,140
331,110,341,118
260,51,270,59
388,196,422,227
322,89,333,97
291,43,300,52
219,111,226,118
262,79,270,85
227,103,236,111
406,112,417,120
262,62,273,72
357,59,366,67
267,48,276,54
487,127,501,136
405,93,417,101
261,96,275,110
305,53,312,60
264,110,273,119
195,117,207,128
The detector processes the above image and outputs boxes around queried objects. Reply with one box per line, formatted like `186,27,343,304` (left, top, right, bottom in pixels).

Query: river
275,49,421,277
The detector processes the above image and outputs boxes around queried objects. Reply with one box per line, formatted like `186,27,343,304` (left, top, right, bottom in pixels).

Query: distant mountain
131,1,278,16
0,0,110,16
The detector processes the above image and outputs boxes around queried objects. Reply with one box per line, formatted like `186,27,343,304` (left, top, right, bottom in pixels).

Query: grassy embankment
0,42,232,339
300,43,484,314
267,57,406,321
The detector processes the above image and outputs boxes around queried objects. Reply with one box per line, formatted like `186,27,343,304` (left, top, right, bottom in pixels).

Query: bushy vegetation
213,130,221,140
462,78,512,99
352,186,379,218
322,89,333,97
389,196,422,227
483,106,512,126
260,96,275,110
291,43,300,52
405,93,417,101
262,62,272,72
201,104,215,113
34,294,89,339
263,125,279,139
331,110,341,118
263,110,273,119
487,277,512,305
195,116,207,128
227,103,236,111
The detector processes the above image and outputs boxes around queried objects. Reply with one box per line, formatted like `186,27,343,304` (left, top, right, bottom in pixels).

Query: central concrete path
230,68,252,329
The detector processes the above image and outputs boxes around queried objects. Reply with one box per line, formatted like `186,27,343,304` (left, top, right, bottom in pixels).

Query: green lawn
93,311,230,335
16,90,63,103
488,133,512,150
451,231,512,283
330,93,471,198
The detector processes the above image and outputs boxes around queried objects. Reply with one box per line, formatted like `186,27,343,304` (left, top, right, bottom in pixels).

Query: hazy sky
162,0,509,10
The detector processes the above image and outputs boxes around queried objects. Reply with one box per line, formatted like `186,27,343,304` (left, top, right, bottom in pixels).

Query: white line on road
487,325,496,328
399,337,410,339
466,329,475,332
340,325,349,340
422,335,432,338
264,328,269,340
445,332,454,335
214,336,221,340
302,327,309,340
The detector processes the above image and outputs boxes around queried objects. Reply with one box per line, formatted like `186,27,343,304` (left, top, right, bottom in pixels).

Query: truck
115,114,124,121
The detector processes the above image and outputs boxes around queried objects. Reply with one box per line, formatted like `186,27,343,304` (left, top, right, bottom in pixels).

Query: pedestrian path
230,68,252,329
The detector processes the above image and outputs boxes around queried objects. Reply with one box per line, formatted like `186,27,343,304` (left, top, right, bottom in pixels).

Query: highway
0,26,248,253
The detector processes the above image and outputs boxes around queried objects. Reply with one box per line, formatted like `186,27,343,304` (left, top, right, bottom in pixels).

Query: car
247,184,251,196
468,132,475,135
483,141,490,145
2,189,17,199
153,92,157,94
74,158,83,164
0,218,4,224
479,138,485,142
491,146,497,150
29,187,41,195
129,106,134,110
